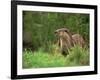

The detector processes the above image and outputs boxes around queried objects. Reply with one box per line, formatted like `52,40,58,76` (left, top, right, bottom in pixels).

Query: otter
55,28,85,56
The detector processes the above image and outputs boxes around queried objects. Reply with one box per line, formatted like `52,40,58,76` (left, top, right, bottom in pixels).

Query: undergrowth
23,45,89,68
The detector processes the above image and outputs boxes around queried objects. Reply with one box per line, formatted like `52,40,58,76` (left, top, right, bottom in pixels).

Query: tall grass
23,48,66,68
23,46,89,69
66,45,89,66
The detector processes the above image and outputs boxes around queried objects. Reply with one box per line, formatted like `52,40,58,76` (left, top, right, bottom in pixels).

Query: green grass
66,46,89,66
23,46,89,68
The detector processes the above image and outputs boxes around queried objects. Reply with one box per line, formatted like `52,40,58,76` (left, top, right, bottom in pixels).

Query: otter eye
54,31,57,34
64,30,68,33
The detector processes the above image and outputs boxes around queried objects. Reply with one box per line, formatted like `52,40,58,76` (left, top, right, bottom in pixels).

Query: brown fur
72,34,85,48
55,28,85,56
55,28,73,55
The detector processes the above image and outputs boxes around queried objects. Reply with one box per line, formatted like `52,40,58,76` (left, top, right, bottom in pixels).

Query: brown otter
55,28,85,56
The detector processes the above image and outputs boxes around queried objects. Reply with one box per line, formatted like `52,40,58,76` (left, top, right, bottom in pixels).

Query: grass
23,46,89,68
65,46,89,66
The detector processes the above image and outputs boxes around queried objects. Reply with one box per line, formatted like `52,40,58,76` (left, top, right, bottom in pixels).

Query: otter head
55,28,70,37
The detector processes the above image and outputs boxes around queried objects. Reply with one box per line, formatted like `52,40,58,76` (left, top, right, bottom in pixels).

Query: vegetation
23,11,89,68
23,11,89,51
23,46,89,68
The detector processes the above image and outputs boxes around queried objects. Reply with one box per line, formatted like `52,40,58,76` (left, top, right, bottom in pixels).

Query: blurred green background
23,11,89,52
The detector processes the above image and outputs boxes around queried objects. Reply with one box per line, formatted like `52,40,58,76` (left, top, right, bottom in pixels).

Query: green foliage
23,48,66,68
66,45,89,66
23,11,89,51
23,11,89,68
23,46,89,68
